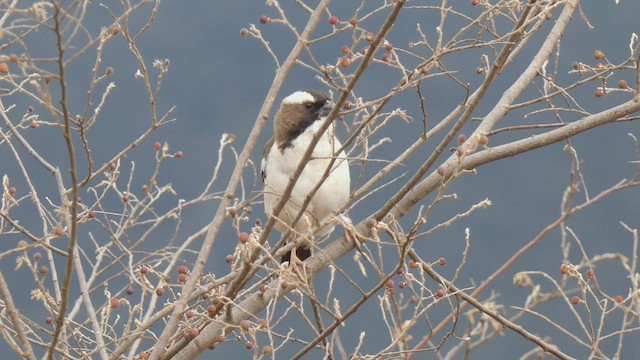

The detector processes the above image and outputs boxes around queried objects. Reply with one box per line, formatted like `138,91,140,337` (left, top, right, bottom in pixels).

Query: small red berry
560,264,569,275
381,54,390,62
615,295,624,304
262,345,273,354
154,142,161,151
396,268,404,275
207,305,217,317
140,266,149,275
175,151,183,158
595,63,604,70
185,310,195,319
238,232,250,244
410,295,418,303
349,17,358,26
421,66,429,75
122,195,129,203
343,101,352,110
385,280,394,288
365,32,375,42
259,15,269,24
208,343,216,350
155,287,165,297
45,316,54,325
33,252,42,261
228,208,237,217
110,298,120,309
109,162,117,171
586,269,594,279
259,284,267,293
471,0,479,5
178,273,187,283
8,54,18,63
177,265,189,274
384,43,393,52
329,16,339,26
458,134,467,144
240,28,249,36
188,328,199,339
0,63,8,74
217,335,226,343
341,46,351,55
399,281,406,289
225,255,234,264
39,266,48,276
438,257,446,265
105,67,114,76
87,211,96,219
618,80,627,89
593,50,605,60
595,89,603,98
245,342,253,350
53,226,64,237
435,289,445,298
126,287,134,295
437,166,446,176
8,187,16,196
409,260,418,269
17,240,27,249
545,12,553,20
570,296,580,305
478,134,489,146
340,58,351,68
475,67,484,74
255,218,262,226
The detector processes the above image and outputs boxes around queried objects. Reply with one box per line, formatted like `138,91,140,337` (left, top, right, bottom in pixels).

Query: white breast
262,121,350,239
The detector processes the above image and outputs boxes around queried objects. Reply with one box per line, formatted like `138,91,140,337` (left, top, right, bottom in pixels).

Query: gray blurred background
2,1,640,358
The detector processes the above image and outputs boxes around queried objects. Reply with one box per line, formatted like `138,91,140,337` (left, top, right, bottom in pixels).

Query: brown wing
261,137,275,184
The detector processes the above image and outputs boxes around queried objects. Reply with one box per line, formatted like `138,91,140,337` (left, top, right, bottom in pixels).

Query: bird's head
274,90,333,149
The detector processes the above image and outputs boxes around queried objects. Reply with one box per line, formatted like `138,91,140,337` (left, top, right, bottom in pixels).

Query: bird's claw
283,250,308,281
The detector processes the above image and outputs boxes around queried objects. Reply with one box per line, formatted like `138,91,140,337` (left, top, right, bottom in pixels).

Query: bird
261,90,351,264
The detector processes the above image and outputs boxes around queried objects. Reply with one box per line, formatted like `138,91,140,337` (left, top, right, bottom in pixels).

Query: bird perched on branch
261,90,351,264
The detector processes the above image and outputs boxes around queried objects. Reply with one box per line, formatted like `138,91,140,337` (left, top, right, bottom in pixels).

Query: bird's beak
320,101,333,118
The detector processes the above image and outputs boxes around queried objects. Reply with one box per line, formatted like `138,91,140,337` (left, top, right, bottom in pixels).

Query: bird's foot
282,248,309,281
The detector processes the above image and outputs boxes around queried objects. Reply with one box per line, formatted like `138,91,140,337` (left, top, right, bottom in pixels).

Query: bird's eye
304,103,313,110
